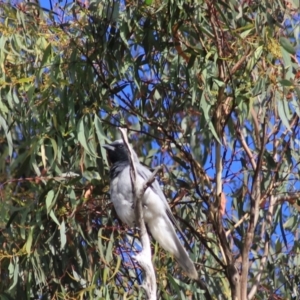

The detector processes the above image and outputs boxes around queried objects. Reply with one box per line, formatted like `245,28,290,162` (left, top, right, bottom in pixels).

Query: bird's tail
148,216,198,279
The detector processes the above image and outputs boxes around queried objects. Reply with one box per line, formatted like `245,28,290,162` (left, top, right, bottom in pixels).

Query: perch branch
119,128,157,300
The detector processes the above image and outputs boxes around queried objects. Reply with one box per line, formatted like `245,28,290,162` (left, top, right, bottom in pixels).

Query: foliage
0,0,300,299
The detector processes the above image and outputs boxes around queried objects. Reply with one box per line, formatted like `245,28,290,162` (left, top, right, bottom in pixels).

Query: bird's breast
110,170,135,226
110,167,167,226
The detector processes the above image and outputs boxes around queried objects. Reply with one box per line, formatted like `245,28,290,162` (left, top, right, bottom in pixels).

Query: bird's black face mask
103,141,129,165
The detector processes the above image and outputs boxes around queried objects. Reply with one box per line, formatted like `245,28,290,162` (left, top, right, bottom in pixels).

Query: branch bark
205,81,241,299
214,142,241,300
248,195,275,299
240,116,267,299
119,128,157,300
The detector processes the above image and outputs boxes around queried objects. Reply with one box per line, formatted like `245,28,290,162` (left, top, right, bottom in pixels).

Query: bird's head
102,139,130,164
103,139,141,166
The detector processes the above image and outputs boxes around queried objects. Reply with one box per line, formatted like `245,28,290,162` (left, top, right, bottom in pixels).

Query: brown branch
172,22,190,64
210,197,241,300
248,195,275,299
225,213,250,237
210,84,241,299
240,115,267,299
236,126,257,170
226,191,300,238
224,48,252,83
275,193,300,204
176,215,225,269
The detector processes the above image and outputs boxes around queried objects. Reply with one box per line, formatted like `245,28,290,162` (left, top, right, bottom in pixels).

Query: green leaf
240,27,254,39
17,76,35,83
77,116,96,157
279,79,293,86
98,229,105,263
172,156,189,170
280,205,288,249
8,258,19,291
252,77,266,96
105,231,114,262
46,190,55,214
277,100,291,132
279,37,295,54
284,215,297,230
254,45,263,60
200,94,222,144
94,115,108,162
264,152,277,169
0,98,9,114
0,115,13,158
25,226,34,255
60,220,66,250
49,210,60,226
167,274,181,295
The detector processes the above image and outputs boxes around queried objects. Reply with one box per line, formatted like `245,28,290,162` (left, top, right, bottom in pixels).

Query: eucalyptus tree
0,0,299,299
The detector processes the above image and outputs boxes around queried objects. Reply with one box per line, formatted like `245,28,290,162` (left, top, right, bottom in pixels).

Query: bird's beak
102,144,115,151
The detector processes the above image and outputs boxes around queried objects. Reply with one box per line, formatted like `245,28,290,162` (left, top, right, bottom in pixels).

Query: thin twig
143,165,163,192
236,126,257,170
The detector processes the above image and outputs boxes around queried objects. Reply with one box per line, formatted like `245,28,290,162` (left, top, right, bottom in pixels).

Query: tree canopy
0,0,299,299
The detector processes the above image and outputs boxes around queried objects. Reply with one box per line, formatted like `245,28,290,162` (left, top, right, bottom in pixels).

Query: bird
103,139,198,279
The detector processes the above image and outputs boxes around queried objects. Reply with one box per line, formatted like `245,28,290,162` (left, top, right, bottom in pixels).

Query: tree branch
240,116,267,299
248,195,275,299
236,126,257,170
119,128,157,300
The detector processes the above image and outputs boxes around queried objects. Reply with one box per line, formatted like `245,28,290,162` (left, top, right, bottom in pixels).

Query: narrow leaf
277,100,291,131
25,226,34,255
8,259,19,291
0,115,13,157
49,210,60,226
46,190,55,214
280,205,288,249
279,37,295,54
60,219,66,250
77,117,96,157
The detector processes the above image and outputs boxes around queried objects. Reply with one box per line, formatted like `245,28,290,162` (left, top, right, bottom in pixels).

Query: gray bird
103,139,198,279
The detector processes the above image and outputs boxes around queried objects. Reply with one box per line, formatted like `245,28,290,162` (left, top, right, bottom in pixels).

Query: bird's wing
136,164,168,205
136,163,192,250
